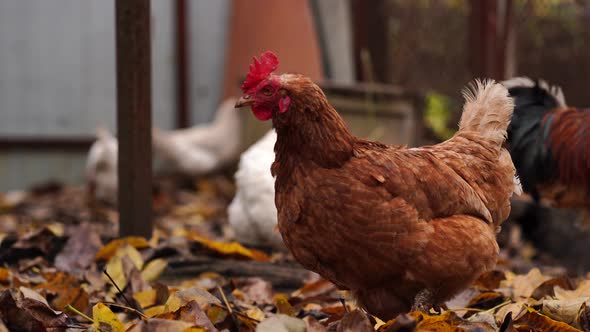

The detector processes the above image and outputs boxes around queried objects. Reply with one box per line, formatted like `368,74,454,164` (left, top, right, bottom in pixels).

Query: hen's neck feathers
272,76,355,175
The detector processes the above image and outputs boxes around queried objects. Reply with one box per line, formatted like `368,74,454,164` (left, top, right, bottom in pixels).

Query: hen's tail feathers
502,77,566,108
458,79,514,145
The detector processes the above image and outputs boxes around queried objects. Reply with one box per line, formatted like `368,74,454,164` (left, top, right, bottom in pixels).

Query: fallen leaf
513,307,580,332
0,288,69,331
123,255,151,294
155,300,218,331
135,289,159,309
475,270,507,290
531,276,575,300
291,279,336,299
0,268,10,284
93,302,125,332
303,315,327,332
188,233,270,262
127,318,197,332
11,227,58,255
577,302,590,331
104,244,145,292
245,307,266,322
542,297,587,326
96,236,150,261
495,302,526,326
274,293,296,316
255,314,306,332
337,309,373,332
205,305,228,325
233,277,274,305
141,259,168,283
555,280,590,301
500,268,552,299
34,272,89,312
55,222,102,274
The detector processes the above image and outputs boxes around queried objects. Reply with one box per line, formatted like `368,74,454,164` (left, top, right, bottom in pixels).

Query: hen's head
235,51,293,121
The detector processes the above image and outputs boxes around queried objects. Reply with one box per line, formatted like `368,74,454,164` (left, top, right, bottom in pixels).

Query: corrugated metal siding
189,0,231,124
0,0,230,191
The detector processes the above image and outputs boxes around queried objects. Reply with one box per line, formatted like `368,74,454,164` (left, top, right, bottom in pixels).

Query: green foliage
424,92,456,140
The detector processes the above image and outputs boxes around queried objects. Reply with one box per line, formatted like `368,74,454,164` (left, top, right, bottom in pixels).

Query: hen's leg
411,289,435,313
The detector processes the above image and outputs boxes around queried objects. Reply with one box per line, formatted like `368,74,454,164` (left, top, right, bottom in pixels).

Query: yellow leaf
103,244,145,294
144,305,168,318
188,232,270,262
182,328,206,332
134,289,158,309
141,259,167,282
245,307,265,321
96,236,150,261
206,305,228,325
104,257,122,288
93,302,125,332
46,222,65,237
274,293,296,316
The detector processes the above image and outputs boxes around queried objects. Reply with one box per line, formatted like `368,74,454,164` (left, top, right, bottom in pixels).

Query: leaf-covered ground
0,177,589,331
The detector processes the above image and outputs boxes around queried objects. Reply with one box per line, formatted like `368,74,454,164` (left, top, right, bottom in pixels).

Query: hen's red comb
241,51,279,92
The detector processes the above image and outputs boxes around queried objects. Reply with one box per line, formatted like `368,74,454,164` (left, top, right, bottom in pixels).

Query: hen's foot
411,289,435,313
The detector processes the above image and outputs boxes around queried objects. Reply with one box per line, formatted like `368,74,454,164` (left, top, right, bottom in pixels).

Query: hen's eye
262,86,273,96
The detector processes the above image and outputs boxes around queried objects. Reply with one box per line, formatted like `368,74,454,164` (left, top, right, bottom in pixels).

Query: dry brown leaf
34,272,88,312
233,277,274,305
128,318,199,332
495,302,526,326
542,297,587,326
304,315,327,332
155,300,218,331
0,288,69,331
475,270,507,290
513,307,581,332
155,287,222,318
291,279,336,299
500,268,552,299
337,309,373,332
95,236,150,261
255,314,306,332
54,222,102,273
188,232,270,262
555,280,590,301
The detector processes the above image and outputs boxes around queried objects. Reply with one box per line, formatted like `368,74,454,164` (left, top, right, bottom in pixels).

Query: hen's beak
235,95,255,108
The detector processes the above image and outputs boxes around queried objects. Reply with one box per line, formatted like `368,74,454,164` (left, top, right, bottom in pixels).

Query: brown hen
235,51,520,319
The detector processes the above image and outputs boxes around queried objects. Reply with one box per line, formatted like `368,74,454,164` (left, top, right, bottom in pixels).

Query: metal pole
116,0,153,238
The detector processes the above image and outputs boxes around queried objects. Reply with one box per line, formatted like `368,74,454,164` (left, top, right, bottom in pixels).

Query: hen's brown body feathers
266,76,518,319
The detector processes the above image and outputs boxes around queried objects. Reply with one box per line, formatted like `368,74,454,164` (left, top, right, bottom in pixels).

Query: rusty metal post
116,0,153,238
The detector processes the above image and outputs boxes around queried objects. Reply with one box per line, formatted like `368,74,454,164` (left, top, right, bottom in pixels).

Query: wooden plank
0,136,93,150
174,0,190,129
116,0,153,238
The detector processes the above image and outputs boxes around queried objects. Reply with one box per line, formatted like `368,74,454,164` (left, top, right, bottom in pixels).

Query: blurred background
1,0,588,191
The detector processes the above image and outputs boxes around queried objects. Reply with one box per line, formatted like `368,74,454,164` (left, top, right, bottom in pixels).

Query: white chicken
86,127,118,204
228,130,284,250
86,97,241,205
152,97,241,176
